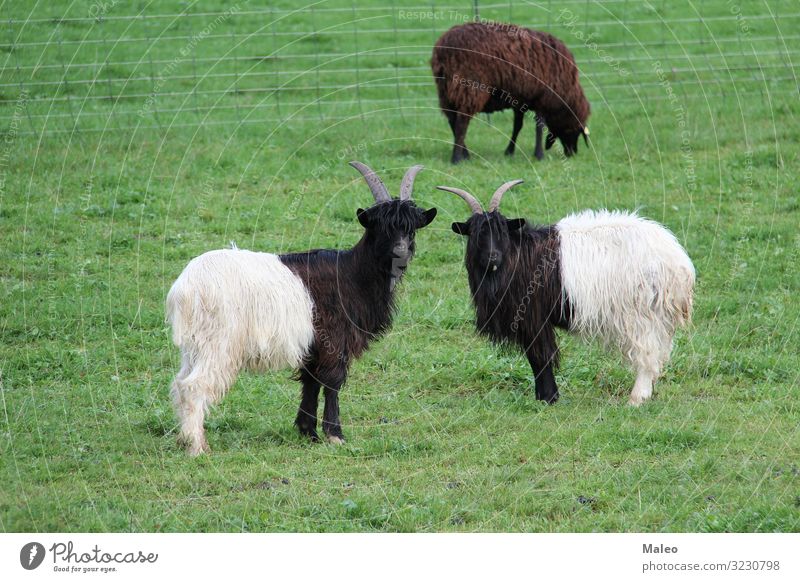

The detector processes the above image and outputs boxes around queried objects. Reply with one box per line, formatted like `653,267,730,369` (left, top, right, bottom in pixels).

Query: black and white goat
167,162,437,455
442,181,694,405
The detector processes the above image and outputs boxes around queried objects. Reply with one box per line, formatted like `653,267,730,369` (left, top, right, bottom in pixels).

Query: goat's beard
477,263,503,302
389,254,412,291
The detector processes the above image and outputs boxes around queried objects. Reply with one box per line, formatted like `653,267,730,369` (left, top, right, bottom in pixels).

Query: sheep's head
441,181,526,274
545,103,591,157
350,161,437,284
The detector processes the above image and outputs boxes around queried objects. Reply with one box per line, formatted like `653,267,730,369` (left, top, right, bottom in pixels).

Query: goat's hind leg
627,332,671,406
173,357,237,456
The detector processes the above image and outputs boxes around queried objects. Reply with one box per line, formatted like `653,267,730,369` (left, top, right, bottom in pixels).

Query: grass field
1,0,799,532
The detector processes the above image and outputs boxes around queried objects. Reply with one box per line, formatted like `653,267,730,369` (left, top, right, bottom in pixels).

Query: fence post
391,0,404,121
310,5,323,121
351,1,365,122
270,6,282,122
10,18,38,137
100,21,117,131
56,27,78,133
231,28,242,124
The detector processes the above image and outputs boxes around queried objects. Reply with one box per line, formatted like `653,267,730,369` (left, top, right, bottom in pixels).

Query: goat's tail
165,276,194,348
665,264,695,328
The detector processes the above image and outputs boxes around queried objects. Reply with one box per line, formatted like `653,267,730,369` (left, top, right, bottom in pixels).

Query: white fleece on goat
166,249,315,383
557,210,695,377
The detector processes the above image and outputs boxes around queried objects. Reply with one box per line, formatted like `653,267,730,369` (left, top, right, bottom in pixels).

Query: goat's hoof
326,435,345,445
534,151,544,161
628,396,645,407
297,426,320,442
187,441,210,457
504,148,515,156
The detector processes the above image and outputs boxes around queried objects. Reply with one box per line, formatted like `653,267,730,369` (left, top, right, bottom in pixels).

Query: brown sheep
431,22,591,164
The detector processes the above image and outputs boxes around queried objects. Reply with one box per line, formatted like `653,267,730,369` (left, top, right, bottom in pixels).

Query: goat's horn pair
349,161,423,203
437,180,524,214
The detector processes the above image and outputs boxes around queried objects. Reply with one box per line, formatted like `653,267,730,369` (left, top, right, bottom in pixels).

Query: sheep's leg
319,367,347,444
525,347,559,404
445,110,457,134
534,113,545,160
504,109,525,156
294,367,321,442
451,113,472,164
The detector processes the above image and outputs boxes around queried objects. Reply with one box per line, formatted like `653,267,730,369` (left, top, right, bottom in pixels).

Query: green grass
1,0,799,532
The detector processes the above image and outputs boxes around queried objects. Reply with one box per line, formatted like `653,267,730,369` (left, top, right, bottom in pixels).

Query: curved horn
487,179,524,212
399,164,424,200
436,185,483,215
349,161,391,203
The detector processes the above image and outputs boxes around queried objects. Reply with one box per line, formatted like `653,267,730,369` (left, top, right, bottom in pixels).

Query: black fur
452,211,570,403
281,200,437,441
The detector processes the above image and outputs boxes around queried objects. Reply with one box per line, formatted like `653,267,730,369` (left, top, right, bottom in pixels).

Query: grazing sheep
166,162,437,455
441,180,694,405
431,22,590,163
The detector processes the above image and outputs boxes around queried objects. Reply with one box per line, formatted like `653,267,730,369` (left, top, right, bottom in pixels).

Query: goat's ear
419,207,437,228
506,218,525,231
356,208,370,228
451,221,470,236
546,133,556,150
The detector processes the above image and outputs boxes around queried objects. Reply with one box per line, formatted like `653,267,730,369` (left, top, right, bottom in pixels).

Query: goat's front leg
319,366,348,444
295,367,321,441
525,346,559,404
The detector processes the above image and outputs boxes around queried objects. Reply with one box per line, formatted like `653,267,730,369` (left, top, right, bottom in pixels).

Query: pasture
1,0,798,532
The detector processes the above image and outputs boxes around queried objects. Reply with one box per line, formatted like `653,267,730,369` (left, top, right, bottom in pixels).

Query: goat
166,162,437,455
441,181,694,405
431,22,590,163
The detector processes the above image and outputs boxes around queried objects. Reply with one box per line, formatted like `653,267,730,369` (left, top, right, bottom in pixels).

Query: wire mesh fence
1,0,798,137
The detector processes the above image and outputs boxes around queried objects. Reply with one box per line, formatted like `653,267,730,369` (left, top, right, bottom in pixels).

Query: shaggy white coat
166,249,315,454
557,210,695,404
